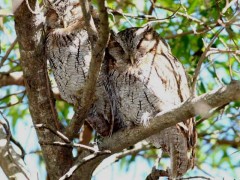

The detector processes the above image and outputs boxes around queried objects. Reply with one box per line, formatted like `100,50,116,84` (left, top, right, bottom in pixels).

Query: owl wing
147,39,197,177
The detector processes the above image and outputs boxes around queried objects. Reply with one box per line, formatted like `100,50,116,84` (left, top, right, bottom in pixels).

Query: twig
207,48,240,56
191,27,224,96
222,0,239,13
35,124,70,143
108,5,179,22
192,11,240,95
165,24,217,39
195,164,214,178
148,0,157,16
79,0,98,44
59,151,111,180
0,92,26,109
181,176,211,180
94,143,152,176
0,90,25,101
36,124,99,153
196,103,228,126
0,39,18,67
40,141,99,153
155,5,204,25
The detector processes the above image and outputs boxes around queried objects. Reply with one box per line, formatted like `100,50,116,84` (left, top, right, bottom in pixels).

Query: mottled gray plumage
44,3,120,136
45,9,90,104
107,26,197,178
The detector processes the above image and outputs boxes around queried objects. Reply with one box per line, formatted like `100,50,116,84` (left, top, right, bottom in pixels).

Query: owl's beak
130,56,135,65
62,18,67,28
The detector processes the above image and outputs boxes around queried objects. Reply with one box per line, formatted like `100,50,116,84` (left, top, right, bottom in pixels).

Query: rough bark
14,1,73,179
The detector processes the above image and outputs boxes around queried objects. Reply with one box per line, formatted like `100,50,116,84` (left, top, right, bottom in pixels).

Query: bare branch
66,0,110,140
207,48,240,56
59,151,111,180
79,0,98,44
0,72,64,100
0,91,26,109
36,124,96,153
108,5,180,23
0,72,24,87
191,27,224,95
94,143,152,176
222,0,238,13
0,39,18,67
156,5,203,24
35,124,70,143
165,24,217,39
99,80,240,153
181,176,211,180
196,103,228,126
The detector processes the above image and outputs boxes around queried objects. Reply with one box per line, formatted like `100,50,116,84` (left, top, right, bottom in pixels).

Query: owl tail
147,126,195,179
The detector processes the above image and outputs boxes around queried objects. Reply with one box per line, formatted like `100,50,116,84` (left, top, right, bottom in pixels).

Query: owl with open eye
107,26,197,178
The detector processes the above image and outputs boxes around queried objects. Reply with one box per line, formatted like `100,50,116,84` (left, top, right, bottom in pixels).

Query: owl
107,26,197,178
44,2,121,136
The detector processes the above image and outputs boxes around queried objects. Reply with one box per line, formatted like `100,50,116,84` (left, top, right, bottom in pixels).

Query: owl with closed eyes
107,26,197,178
44,2,119,136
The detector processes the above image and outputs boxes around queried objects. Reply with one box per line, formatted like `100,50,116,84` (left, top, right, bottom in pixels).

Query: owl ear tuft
109,30,123,47
110,30,117,39
135,25,152,37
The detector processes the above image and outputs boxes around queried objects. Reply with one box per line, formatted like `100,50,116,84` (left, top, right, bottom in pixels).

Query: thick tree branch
14,0,73,179
66,0,110,140
0,72,24,87
69,81,240,179
0,72,63,100
99,80,240,152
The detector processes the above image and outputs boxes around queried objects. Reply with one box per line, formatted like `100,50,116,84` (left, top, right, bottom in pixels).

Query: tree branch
191,27,224,95
99,80,240,153
0,71,64,101
59,151,111,180
0,39,18,67
0,72,24,87
68,81,240,179
65,0,110,140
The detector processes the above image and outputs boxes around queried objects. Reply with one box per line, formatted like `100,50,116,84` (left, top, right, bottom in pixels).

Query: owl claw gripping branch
44,0,197,179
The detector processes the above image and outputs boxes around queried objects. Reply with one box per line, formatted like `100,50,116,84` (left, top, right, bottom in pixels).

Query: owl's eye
119,47,125,54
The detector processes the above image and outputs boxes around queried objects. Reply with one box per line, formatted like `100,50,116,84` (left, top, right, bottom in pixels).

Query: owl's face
45,1,83,29
108,26,159,70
